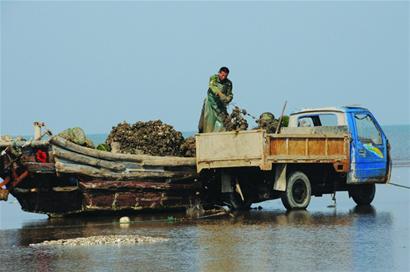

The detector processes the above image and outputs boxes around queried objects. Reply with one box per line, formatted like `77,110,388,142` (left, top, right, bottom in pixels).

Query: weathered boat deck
0,136,200,216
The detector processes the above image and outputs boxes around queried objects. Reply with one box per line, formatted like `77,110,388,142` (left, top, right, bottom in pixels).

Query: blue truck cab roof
287,106,376,128
290,106,369,115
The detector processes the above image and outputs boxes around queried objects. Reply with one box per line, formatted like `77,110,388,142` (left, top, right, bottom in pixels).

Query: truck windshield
354,113,382,145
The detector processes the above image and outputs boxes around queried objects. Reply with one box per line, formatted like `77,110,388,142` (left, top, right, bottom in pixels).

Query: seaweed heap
223,106,249,131
256,112,279,133
58,127,95,148
106,120,186,157
257,119,279,133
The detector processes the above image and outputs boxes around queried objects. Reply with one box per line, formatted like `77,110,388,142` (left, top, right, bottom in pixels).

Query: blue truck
196,106,392,210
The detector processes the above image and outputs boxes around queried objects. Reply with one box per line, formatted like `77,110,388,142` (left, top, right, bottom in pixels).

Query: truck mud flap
273,163,287,191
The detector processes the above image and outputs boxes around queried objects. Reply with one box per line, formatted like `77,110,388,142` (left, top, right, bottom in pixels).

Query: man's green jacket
198,74,233,133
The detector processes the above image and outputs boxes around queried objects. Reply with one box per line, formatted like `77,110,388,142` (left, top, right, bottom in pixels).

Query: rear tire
350,184,376,206
281,171,311,210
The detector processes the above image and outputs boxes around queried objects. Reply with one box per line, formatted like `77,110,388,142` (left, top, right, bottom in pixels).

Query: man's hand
216,90,224,98
216,91,229,103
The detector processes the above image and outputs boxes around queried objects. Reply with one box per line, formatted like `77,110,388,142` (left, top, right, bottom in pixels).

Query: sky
1,1,409,136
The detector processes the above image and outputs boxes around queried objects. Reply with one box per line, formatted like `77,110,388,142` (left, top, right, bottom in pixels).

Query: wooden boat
0,135,200,217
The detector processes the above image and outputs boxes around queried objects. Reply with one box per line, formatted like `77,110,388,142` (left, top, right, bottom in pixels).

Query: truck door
349,111,388,183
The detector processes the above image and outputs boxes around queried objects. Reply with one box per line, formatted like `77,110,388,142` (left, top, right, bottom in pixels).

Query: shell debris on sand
29,235,168,247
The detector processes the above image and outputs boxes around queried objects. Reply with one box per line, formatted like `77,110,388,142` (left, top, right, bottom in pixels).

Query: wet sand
0,166,409,271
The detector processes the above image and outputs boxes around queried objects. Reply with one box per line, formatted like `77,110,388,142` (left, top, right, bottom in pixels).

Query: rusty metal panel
287,139,306,156
82,190,190,211
270,138,288,156
13,190,83,214
79,180,198,191
308,139,326,156
328,139,345,155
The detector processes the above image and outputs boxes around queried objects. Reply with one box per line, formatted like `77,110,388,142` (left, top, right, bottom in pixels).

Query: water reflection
0,207,402,272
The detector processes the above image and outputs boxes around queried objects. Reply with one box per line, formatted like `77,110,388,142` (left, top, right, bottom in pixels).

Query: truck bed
196,128,350,173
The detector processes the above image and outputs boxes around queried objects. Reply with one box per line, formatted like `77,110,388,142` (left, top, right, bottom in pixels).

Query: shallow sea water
0,167,409,272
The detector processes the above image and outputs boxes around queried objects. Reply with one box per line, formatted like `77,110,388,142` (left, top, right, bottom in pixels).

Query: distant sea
382,125,410,166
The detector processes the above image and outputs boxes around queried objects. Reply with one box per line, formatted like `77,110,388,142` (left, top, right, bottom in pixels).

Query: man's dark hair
219,67,230,74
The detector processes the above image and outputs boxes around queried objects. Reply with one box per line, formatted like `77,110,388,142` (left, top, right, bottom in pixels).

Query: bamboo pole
275,101,288,134
0,140,49,148
50,136,196,167
52,146,126,172
55,161,196,180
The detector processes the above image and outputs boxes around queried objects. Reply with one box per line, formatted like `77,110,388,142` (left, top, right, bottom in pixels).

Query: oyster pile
106,120,196,157
106,120,185,156
223,106,249,131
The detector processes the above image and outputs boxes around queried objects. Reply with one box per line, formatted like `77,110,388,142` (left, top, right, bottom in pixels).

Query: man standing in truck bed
198,67,233,133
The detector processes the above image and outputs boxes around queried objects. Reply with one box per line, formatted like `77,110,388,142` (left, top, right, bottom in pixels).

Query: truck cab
288,106,392,185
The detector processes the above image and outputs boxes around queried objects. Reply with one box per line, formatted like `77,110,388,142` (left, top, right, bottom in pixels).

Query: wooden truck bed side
267,133,350,173
196,129,350,173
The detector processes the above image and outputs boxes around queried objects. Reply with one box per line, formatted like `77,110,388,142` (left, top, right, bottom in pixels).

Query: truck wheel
281,171,311,210
350,184,376,206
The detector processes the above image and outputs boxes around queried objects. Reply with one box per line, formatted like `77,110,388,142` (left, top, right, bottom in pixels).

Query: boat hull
1,136,200,216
